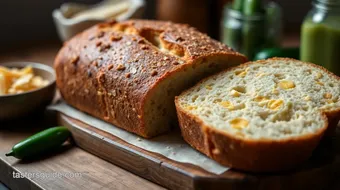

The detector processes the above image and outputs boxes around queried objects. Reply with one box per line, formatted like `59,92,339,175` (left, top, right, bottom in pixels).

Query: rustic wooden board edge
58,114,200,190
58,113,340,190
0,157,44,190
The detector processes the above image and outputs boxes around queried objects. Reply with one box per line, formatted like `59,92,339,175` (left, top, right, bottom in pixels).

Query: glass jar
221,2,282,60
301,0,340,76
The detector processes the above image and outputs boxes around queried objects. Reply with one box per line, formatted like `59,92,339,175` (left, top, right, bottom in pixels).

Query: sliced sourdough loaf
175,58,340,172
54,20,247,138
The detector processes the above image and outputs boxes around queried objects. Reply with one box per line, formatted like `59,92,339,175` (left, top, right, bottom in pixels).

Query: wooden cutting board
58,113,340,190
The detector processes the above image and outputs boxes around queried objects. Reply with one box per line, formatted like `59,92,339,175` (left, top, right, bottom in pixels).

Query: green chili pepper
253,47,300,61
6,126,71,159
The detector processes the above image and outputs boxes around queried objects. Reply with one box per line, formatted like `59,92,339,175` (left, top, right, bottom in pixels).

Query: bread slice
175,58,340,172
54,20,247,138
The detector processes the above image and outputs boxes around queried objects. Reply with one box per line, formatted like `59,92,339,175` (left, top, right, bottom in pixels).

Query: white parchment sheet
49,102,229,174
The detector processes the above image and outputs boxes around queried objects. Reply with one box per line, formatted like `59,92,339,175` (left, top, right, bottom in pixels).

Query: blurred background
0,0,309,49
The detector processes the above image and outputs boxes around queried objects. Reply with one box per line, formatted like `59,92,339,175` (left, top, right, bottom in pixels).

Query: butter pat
72,1,130,20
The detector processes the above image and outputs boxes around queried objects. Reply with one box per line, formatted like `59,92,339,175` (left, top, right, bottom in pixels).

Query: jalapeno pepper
6,126,71,159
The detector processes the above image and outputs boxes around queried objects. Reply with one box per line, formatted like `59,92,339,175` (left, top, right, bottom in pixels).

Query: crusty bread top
56,19,246,111
176,58,340,140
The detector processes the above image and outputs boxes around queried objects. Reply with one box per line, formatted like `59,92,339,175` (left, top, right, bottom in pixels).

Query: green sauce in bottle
301,0,340,76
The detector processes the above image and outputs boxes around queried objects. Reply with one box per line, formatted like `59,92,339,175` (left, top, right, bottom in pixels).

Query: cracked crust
54,19,247,138
175,58,340,172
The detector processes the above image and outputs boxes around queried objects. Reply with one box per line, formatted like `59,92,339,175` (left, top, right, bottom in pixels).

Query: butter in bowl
52,0,145,41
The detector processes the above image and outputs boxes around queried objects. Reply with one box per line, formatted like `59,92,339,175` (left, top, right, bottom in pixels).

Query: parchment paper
48,102,230,174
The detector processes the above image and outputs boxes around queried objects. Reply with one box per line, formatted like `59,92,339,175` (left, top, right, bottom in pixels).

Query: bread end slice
175,58,340,172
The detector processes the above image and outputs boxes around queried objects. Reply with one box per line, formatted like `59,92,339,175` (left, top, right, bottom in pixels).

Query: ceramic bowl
0,62,56,120
52,0,145,41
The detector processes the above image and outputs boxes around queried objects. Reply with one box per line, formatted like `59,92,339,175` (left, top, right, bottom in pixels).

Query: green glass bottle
301,0,340,76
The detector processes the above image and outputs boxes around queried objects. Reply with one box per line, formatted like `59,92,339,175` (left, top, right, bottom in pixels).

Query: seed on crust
176,36,184,42
116,64,126,71
131,67,137,74
97,31,105,38
92,61,98,67
110,35,122,41
100,44,111,52
141,45,149,50
96,41,102,47
70,56,79,64
151,70,158,76
137,39,145,44
107,64,114,70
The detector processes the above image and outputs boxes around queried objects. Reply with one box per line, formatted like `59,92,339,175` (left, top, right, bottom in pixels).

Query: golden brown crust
54,19,247,138
175,58,340,172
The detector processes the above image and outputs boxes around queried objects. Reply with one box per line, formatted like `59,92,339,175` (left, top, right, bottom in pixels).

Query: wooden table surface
0,42,164,190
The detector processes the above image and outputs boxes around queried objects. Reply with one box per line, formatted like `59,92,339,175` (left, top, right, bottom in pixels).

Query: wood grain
0,111,164,190
58,113,340,190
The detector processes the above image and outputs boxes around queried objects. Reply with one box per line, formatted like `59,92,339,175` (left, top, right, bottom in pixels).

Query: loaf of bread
175,58,340,172
54,20,247,138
